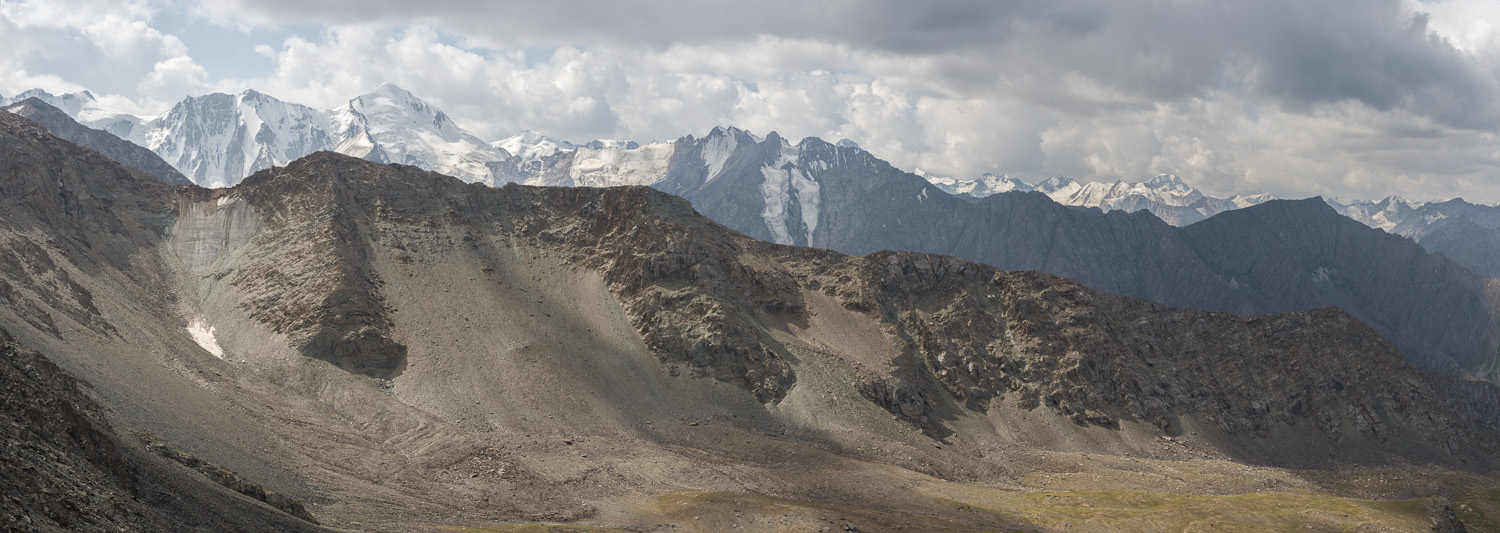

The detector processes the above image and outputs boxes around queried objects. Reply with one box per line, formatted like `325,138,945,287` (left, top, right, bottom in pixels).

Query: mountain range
483,125,1500,383
0,106,1497,530
10,85,1488,234
8,86,1500,384
9,93,1500,387
918,171,1281,226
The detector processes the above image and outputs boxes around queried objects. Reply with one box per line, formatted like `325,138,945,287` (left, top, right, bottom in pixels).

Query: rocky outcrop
0,327,135,532
1431,375,1500,434
136,432,318,524
234,155,799,400
229,158,407,379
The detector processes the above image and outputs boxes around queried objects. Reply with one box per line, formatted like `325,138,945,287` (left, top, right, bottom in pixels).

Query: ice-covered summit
1328,195,1426,232
493,130,574,161
0,89,139,137
329,84,508,183
917,169,1033,197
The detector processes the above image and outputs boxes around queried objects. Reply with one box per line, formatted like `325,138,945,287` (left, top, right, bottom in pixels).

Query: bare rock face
0,326,134,532
228,159,408,379
234,155,799,399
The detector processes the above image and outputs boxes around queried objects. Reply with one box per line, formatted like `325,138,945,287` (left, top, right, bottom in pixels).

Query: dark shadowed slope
1179,198,1500,377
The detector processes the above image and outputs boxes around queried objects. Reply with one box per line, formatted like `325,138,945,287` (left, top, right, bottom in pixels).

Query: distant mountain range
917,170,1280,226
7,85,1487,232
1330,196,1500,278
1,84,504,187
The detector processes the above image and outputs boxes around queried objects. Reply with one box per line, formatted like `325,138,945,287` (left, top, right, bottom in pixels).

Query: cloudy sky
3,0,1500,202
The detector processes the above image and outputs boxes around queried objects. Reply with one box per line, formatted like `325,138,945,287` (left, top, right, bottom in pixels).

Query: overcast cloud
3,0,1500,202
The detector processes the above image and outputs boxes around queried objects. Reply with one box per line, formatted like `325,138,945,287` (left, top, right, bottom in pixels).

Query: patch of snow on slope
701,131,738,182
187,320,225,358
793,163,821,243
759,141,821,245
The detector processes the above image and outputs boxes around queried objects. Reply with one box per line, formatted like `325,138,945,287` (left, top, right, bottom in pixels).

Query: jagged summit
328,84,507,183
1143,174,1195,195
1330,193,1500,276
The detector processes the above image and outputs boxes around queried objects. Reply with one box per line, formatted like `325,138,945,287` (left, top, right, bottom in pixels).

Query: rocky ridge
239,151,1493,465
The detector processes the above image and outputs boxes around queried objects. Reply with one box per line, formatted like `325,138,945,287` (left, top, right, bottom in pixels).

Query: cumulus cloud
5,0,1500,202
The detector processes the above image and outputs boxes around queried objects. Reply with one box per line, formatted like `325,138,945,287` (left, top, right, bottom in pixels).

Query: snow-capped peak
1143,174,1196,196
917,170,1033,197
1377,194,1419,211
2,88,138,135
493,130,574,161
1228,193,1278,209
1041,175,1205,209
329,84,507,184
1034,176,1083,198
836,138,861,149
